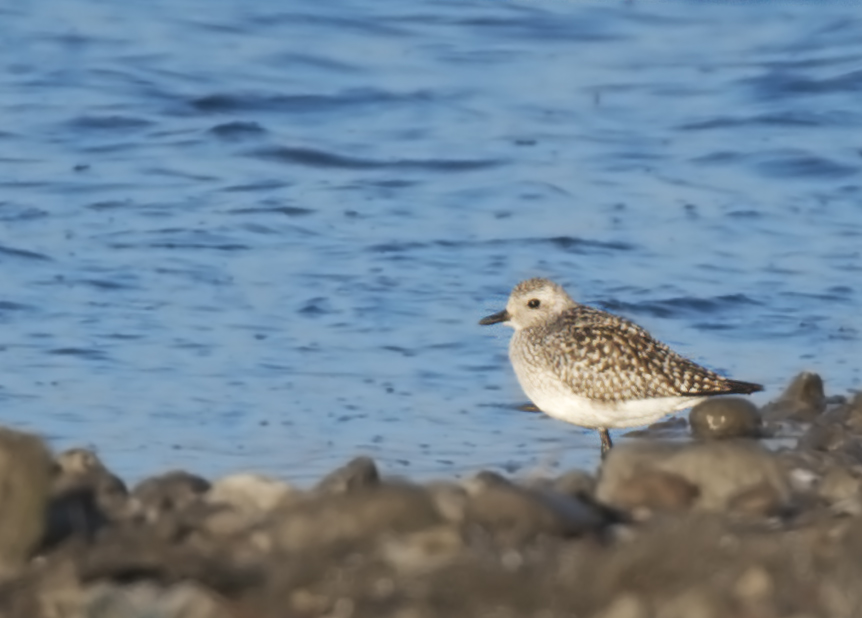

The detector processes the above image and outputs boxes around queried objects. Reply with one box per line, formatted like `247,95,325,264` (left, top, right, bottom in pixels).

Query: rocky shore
1,372,861,618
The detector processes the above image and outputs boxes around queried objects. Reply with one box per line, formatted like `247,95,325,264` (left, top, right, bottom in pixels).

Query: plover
479,278,763,455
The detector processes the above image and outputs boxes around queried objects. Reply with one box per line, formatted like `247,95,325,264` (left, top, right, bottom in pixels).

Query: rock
689,397,761,440
462,471,603,543
726,481,786,517
797,422,862,461
43,485,108,551
840,393,862,433
818,466,861,505
269,483,444,554
54,448,107,476
596,441,790,513
607,469,700,516
553,469,597,502
207,473,294,518
52,448,129,521
762,372,826,422
315,456,380,494
133,471,211,517
0,427,54,577
380,524,464,574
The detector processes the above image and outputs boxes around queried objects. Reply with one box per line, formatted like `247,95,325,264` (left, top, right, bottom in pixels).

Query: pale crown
506,278,577,331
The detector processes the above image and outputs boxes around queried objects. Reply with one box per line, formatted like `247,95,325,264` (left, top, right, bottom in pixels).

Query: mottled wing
540,309,744,402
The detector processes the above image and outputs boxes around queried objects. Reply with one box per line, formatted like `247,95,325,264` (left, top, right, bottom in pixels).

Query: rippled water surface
1,0,861,481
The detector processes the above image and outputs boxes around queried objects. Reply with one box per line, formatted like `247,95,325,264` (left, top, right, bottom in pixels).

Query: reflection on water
0,0,860,482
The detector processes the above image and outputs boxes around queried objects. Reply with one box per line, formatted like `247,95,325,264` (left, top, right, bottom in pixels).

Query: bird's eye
527,299,541,309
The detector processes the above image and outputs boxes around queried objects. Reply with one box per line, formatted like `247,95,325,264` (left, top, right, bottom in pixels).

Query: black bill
479,309,510,325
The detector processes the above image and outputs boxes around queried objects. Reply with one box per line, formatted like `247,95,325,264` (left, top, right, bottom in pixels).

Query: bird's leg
599,428,613,458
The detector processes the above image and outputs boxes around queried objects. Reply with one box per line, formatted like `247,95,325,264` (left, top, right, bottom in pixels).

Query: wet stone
689,397,762,440
762,371,826,422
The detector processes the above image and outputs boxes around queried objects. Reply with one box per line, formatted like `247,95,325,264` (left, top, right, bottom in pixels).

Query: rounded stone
689,397,761,440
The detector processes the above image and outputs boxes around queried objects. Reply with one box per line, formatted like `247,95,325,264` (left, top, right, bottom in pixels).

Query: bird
479,278,763,456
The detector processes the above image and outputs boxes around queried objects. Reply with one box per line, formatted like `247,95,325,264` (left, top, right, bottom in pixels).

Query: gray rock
689,397,762,440
596,441,790,514
762,372,826,422
316,456,380,494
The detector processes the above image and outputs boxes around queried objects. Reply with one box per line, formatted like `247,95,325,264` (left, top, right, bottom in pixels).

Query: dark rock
596,441,790,513
762,372,826,422
463,471,603,544
0,427,54,577
316,456,380,494
689,397,762,440
43,485,108,551
133,471,211,517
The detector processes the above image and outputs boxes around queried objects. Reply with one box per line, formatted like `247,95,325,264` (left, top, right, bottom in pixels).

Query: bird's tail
722,379,764,395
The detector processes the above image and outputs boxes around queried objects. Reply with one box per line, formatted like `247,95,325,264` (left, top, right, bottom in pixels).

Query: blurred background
0,0,859,482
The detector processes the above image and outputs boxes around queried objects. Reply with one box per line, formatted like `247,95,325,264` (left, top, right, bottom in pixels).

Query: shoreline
1,371,860,617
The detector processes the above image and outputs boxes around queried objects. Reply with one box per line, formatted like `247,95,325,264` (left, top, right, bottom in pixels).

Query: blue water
1,0,860,482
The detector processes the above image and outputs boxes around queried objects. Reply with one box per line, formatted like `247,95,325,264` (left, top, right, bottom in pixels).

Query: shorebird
479,278,763,455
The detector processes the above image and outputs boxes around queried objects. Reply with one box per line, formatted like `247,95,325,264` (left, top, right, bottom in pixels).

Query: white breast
509,337,703,429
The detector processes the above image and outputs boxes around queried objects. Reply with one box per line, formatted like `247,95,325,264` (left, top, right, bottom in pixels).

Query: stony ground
1,372,861,618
